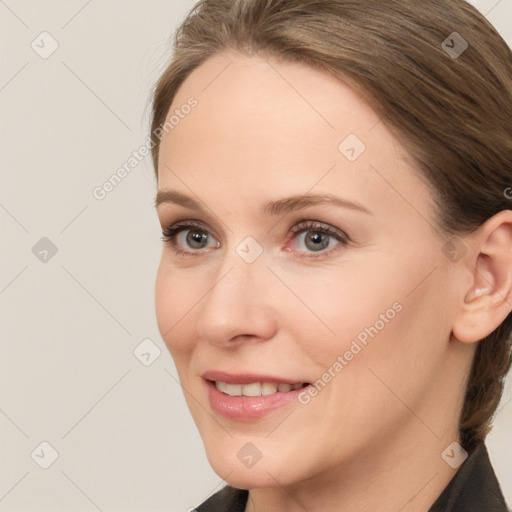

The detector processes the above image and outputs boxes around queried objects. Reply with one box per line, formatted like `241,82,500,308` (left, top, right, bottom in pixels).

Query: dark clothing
196,486,248,512
429,442,509,512
195,442,509,511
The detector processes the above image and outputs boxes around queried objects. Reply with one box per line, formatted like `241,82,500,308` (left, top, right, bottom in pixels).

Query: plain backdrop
0,1,511,510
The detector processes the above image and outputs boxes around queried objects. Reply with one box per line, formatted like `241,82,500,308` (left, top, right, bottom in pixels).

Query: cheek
321,265,452,416
155,261,201,360
280,248,447,378
276,264,405,366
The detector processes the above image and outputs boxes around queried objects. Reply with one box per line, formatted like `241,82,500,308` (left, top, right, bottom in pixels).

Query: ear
452,210,512,343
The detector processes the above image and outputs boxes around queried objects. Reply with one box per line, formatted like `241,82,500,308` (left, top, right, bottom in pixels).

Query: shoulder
195,485,248,512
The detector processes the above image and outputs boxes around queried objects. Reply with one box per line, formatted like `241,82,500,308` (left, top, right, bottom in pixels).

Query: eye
161,221,219,256
287,221,348,257
161,219,349,258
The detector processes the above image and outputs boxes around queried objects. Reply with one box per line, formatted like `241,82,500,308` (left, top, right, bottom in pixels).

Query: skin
154,51,512,512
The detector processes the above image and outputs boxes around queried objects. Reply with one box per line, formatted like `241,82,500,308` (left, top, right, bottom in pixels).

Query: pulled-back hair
150,0,512,453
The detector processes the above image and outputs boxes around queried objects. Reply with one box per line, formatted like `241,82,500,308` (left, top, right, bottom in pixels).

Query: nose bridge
196,244,276,344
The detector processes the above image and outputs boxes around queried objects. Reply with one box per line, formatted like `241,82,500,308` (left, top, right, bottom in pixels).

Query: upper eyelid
164,219,219,236
290,220,345,234
158,209,229,238
164,219,343,235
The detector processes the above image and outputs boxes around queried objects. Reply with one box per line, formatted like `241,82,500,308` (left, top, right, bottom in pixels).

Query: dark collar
196,485,248,512
196,442,508,512
429,442,509,512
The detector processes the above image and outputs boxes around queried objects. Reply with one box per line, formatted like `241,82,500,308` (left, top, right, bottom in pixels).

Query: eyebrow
154,190,371,216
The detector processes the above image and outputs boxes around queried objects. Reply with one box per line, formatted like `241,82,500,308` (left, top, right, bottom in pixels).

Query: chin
209,457,293,490
203,437,306,490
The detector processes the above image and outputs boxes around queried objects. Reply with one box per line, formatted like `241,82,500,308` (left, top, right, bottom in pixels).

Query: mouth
201,371,312,421
213,380,308,397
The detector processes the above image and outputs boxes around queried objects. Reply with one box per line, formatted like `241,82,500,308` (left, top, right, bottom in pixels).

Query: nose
195,253,278,346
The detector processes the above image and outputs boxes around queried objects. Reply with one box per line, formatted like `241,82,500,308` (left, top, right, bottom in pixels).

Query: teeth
261,382,278,395
215,381,229,394
224,383,242,396
215,381,303,397
241,383,262,397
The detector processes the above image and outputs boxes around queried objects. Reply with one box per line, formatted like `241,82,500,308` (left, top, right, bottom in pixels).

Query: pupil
187,230,207,248
306,231,329,251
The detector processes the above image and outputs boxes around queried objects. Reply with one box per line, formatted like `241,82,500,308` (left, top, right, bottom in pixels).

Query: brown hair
150,0,512,453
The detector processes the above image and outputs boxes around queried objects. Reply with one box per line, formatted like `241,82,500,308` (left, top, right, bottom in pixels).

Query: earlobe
452,211,512,344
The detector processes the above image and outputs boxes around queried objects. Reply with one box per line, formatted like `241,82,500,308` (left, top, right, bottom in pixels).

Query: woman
150,0,512,510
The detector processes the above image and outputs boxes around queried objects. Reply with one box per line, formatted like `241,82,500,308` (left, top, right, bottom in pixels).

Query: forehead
161,50,380,165
157,51,432,224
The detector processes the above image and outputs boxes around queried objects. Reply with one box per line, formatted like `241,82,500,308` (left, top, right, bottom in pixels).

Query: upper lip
202,370,308,385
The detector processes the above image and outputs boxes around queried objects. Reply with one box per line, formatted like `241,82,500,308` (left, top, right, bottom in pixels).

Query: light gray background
0,1,511,511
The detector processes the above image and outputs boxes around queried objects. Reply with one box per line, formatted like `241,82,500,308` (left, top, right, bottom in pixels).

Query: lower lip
205,380,308,422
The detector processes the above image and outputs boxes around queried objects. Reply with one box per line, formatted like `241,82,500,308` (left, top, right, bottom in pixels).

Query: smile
214,381,307,397
202,372,312,421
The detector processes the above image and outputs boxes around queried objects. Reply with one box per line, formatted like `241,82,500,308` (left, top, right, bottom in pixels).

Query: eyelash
161,220,349,259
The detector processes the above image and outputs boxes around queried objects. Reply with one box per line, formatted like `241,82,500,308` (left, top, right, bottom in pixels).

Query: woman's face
155,51,467,488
